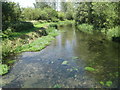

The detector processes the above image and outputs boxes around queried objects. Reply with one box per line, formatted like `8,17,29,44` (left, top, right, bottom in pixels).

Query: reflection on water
2,24,119,88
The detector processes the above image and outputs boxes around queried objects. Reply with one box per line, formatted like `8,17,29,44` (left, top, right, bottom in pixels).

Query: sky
12,0,35,7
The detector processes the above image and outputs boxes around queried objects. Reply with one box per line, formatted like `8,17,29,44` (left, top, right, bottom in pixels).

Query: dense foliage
75,2,120,41
11,22,34,32
75,2,120,29
2,2,21,30
22,7,58,21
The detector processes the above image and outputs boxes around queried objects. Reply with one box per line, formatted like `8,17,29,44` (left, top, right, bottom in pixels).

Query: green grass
34,22,50,28
20,35,57,52
2,20,73,57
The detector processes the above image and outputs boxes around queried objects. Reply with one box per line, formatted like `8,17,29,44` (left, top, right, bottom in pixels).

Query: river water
2,24,119,88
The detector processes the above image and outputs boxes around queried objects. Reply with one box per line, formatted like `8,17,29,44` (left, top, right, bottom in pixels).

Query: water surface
2,25,119,88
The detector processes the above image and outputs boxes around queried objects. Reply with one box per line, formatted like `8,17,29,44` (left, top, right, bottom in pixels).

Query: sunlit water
2,24,119,88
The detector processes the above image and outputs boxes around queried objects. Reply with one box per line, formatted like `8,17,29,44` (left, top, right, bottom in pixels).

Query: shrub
65,11,74,20
49,23,58,28
58,12,65,21
107,26,120,38
2,39,16,58
11,21,34,32
2,21,11,31
102,26,120,41
51,17,59,22
2,2,21,31
77,24,94,34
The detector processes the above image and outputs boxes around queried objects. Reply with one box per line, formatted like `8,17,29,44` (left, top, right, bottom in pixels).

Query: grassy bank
77,24,120,42
1,20,75,75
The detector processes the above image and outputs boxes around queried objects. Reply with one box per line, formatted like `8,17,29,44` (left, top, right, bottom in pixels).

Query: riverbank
77,24,120,42
2,24,118,88
1,20,75,75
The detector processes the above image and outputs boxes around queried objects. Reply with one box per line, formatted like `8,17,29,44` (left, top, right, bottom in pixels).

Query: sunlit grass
20,33,58,52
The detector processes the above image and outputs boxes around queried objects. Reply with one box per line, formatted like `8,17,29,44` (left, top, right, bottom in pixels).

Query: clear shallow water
2,25,119,88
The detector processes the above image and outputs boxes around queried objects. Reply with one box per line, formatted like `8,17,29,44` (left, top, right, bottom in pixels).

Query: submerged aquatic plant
0,64,9,75
53,84,62,88
106,81,112,87
7,60,16,64
72,56,79,60
85,67,95,72
62,61,68,65
100,81,112,87
67,67,79,72
100,81,104,86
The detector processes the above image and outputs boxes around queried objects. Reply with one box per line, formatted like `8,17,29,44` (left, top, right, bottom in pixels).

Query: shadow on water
2,24,119,88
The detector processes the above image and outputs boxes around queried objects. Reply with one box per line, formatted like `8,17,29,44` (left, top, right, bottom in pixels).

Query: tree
75,2,90,24
2,2,21,30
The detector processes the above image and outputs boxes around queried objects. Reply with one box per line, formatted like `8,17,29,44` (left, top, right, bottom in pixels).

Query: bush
2,39,16,58
2,2,21,31
51,17,59,22
49,23,58,28
11,22,34,32
102,26,120,41
58,12,65,21
22,7,58,21
107,26,120,38
77,24,94,34
65,11,74,20
2,21,11,31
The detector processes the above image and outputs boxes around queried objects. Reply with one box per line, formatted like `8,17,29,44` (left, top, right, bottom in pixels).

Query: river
2,24,119,88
